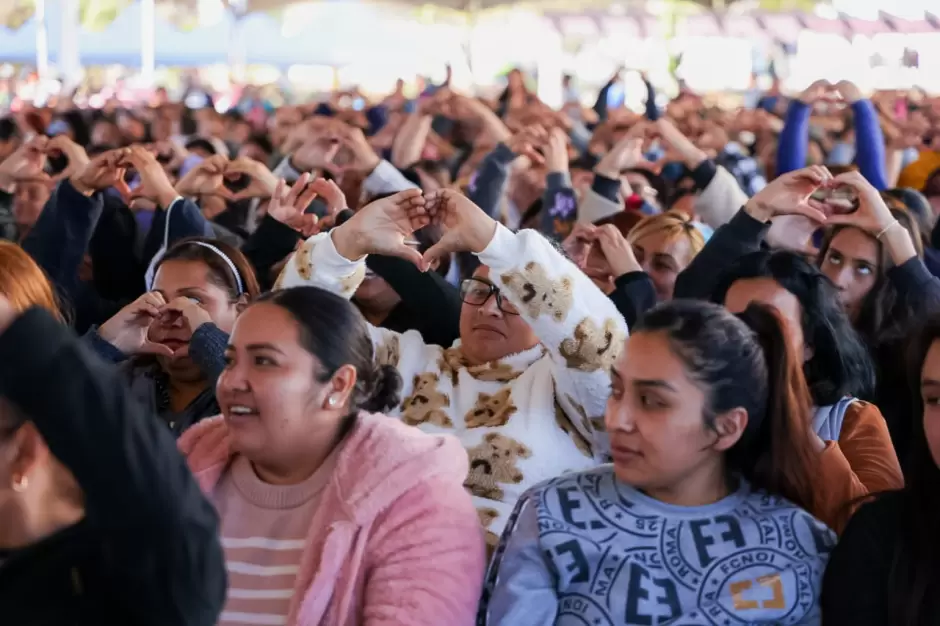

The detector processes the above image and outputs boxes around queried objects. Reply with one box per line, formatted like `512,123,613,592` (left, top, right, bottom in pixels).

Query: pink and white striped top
210,452,338,626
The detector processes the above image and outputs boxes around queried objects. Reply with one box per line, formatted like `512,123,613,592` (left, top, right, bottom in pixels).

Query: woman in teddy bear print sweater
274,187,628,547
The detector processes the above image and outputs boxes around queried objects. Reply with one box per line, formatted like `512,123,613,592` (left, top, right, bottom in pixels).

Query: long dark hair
712,249,876,405
888,318,940,625
636,300,818,510
256,287,402,416
817,209,922,347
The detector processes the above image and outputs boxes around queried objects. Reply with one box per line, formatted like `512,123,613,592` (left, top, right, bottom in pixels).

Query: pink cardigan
178,412,486,626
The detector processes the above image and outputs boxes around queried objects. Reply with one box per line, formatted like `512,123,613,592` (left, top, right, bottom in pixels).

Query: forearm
467,143,516,219
852,100,889,190
391,113,433,170
777,100,811,175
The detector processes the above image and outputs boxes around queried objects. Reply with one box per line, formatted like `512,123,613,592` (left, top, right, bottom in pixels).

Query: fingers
139,341,175,358
420,239,456,273
285,173,311,207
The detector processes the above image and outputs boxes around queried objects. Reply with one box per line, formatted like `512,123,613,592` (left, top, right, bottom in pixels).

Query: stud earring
328,397,337,407
12,474,28,493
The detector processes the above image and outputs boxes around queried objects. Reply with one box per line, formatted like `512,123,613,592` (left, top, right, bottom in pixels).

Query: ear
235,294,250,314
710,407,749,452
321,364,358,411
5,422,50,484
803,342,815,363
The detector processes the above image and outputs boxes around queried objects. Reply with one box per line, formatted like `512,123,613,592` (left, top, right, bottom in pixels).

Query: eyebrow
633,379,678,393
921,378,940,389
245,343,286,354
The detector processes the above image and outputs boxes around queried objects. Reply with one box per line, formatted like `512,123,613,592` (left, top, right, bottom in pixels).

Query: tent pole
141,0,156,87
60,0,82,90
35,0,49,81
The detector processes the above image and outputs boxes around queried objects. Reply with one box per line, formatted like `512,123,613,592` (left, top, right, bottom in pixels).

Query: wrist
360,153,381,174
469,218,498,254
744,199,773,223
330,223,366,260
157,187,181,211
70,176,95,196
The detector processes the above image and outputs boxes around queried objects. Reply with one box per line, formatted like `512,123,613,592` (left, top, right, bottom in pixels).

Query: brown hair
637,300,818,512
0,241,63,322
155,237,261,300
818,208,922,345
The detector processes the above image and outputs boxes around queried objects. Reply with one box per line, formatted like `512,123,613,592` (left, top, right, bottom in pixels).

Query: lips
611,444,643,462
159,339,188,352
224,404,260,420
473,324,505,337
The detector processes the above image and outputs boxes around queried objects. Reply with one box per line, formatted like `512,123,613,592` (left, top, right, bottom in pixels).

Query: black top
822,491,940,625
0,308,226,626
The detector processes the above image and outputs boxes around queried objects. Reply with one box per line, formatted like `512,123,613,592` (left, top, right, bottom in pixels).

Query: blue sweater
482,466,835,625
777,100,887,190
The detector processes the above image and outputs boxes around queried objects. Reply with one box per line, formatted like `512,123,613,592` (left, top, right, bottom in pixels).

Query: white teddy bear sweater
275,223,629,542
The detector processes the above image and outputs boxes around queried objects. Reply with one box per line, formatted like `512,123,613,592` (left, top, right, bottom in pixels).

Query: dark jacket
0,308,226,626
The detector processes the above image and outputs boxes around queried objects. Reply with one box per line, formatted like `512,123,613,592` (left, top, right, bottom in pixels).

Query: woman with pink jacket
178,285,485,626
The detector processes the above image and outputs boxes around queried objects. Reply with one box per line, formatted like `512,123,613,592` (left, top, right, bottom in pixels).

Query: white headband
145,240,245,295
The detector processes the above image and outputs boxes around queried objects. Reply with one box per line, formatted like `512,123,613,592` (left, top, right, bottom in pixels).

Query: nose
605,402,636,433
829,267,852,292
217,359,250,395
477,292,504,319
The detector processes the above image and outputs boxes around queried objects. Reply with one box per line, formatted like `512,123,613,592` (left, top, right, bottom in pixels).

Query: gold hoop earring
12,474,28,492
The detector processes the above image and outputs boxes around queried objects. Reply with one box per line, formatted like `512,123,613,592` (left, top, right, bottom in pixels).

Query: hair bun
359,364,403,413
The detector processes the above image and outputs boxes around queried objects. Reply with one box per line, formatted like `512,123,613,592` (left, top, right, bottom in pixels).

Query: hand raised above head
421,189,497,271
331,188,429,266
744,165,834,225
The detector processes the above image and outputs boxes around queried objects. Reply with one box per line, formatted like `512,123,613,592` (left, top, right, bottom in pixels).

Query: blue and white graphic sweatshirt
481,466,835,626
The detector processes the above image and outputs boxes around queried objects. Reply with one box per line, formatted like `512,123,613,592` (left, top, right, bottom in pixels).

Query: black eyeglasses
459,278,520,315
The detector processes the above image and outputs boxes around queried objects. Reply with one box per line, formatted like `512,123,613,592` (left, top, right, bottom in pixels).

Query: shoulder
742,488,837,555
334,413,470,513
840,399,892,438
842,490,907,538
524,465,616,501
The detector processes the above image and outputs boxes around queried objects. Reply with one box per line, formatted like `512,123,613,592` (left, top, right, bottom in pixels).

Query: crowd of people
1,67,940,626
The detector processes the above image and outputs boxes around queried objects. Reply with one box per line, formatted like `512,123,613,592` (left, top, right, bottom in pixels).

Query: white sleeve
271,231,434,400
477,224,627,458
363,159,419,196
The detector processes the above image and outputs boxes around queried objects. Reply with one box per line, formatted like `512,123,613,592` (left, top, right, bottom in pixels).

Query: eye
827,253,842,266
923,395,940,406
652,260,676,274
855,264,873,276
223,355,234,368
186,296,203,305
253,355,276,367
638,393,664,409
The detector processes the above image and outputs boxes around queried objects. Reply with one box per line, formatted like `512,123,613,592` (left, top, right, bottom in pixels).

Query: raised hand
117,146,179,208
593,224,641,278
307,177,347,219
174,154,230,198
331,188,430,265
292,136,342,175
97,291,175,357
71,148,126,195
421,189,498,270
0,136,49,189
505,124,548,166
161,296,213,335
744,165,832,224
799,79,835,105
544,126,569,173
46,135,90,182
339,126,381,173
834,80,864,105
266,174,320,236
224,157,279,201
825,171,896,234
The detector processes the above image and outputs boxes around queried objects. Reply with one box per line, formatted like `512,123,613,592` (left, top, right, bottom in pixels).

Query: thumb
420,238,457,273
391,243,426,270
139,340,174,358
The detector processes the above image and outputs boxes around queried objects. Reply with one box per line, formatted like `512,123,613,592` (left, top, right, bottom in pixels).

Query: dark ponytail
256,287,402,415
734,304,818,512
636,300,818,511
